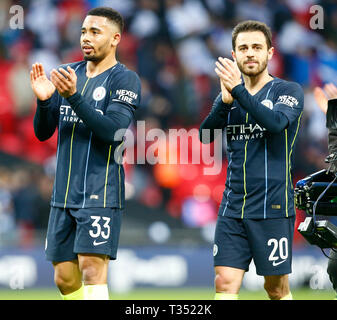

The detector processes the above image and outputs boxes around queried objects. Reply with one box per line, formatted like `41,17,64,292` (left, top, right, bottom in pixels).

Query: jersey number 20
267,237,288,261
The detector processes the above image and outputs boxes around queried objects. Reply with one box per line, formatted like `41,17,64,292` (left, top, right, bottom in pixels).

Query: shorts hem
256,269,292,276
214,262,249,272
45,254,78,262
74,248,117,260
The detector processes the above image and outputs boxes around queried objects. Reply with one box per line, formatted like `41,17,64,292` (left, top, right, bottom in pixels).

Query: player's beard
83,42,110,62
83,51,105,62
237,55,268,77
84,55,99,62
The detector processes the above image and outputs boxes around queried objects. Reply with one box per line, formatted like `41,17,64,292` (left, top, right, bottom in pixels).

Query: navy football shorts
213,215,295,276
45,206,123,262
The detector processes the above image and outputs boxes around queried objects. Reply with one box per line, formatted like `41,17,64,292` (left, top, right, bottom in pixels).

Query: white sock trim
84,284,109,300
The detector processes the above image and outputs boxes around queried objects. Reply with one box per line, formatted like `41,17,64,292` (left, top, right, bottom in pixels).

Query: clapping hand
313,83,337,114
50,66,78,98
30,63,56,101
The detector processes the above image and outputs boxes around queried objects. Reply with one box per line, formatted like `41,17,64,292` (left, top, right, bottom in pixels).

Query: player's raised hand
313,83,337,114
324,83,337,100
313,87,328,114
215,57,242,92
30,63,56,101
219,78,234,104
50,66,77,98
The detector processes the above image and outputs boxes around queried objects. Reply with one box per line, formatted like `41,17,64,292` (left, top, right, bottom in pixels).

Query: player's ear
111,32,121,47
268,46,274,61
231,50,237,62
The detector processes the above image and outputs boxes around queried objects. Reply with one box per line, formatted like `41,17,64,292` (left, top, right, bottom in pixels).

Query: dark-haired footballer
200,20,303,300
30,7,141,300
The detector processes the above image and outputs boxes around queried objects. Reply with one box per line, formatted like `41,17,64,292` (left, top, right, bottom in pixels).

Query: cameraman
313,83,337,298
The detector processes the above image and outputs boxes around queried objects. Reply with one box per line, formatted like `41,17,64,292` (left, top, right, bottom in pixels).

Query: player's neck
86,54,118,78
243,69,273,95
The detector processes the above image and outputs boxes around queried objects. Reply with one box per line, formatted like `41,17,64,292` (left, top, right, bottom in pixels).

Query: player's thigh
45,207,78,262
213,216,252,271
245,216,295,276
214,266,245,292
71,207,123,259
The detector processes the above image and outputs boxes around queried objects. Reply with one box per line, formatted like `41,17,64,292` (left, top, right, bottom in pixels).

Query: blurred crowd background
0,0,336,248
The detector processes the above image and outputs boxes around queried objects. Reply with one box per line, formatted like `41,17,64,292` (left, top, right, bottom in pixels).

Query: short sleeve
110,70,141,110
273,82,304,125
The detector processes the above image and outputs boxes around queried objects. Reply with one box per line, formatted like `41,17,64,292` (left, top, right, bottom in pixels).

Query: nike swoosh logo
272,260,286,267
93,240,108,246
231,106,237,110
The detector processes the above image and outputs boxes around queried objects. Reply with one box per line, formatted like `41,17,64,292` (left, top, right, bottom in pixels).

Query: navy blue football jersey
218,78,304,219
35,61,141,209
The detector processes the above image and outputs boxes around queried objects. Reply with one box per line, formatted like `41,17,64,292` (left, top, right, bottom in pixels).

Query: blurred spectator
0,167,15,242
236,0,273,26
11,168,39,247
165,0,212,40
8,40,34,118
129,0,161,39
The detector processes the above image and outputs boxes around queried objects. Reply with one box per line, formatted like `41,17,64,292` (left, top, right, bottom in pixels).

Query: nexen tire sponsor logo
275,95,299,108
115,89,138,104
60,105,103,123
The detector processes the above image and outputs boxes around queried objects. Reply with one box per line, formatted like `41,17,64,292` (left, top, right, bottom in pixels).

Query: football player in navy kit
200,20,303,300
30,7,141,300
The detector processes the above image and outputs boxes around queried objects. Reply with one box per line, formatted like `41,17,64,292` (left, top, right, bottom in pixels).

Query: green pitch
0,288,335,300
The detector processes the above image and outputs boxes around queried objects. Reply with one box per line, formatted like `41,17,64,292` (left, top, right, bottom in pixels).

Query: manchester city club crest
261,99,274,110
93,86,106,101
